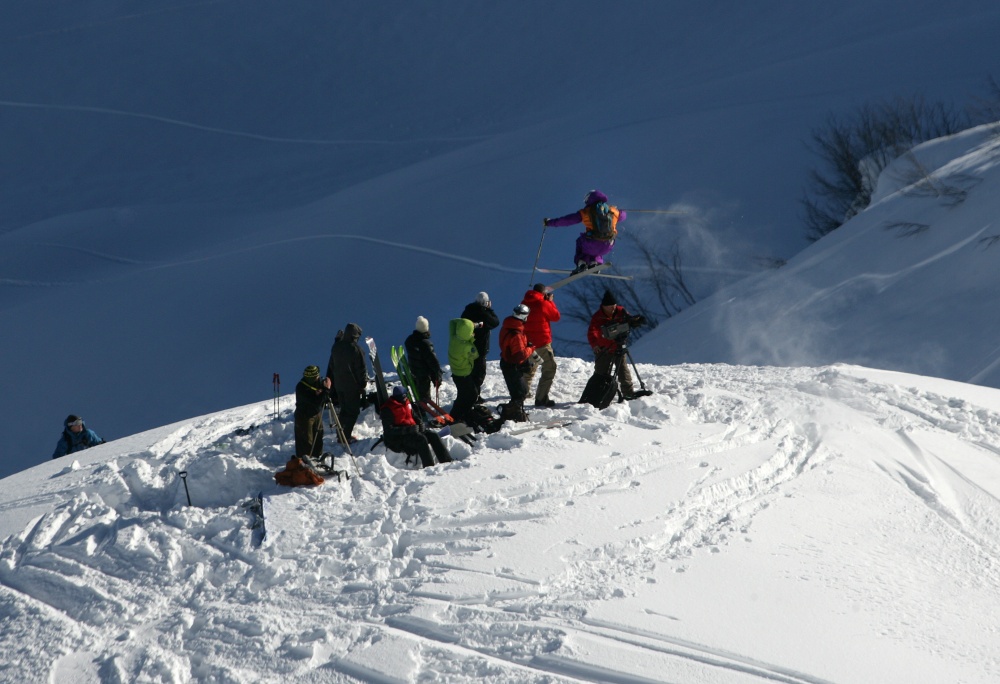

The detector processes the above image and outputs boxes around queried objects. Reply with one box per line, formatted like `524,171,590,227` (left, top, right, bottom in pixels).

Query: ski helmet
584,189,608,206
513,304,530,321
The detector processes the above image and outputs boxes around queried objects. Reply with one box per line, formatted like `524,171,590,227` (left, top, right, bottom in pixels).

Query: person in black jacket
460,292,499,403
327,323,368,441
404,316,443,402
294,365,331,458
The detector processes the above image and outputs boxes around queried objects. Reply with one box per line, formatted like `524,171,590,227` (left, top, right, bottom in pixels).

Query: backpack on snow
587,202,617,241
463,404,506,433
578,372,618,409
274,457,325,487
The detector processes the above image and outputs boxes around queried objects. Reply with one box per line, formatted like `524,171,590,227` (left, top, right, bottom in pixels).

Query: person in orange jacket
498,304,537,419
521,283,560,407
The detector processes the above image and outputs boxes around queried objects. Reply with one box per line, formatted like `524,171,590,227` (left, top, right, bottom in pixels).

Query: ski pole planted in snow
178,470,192,506
272,373,280,420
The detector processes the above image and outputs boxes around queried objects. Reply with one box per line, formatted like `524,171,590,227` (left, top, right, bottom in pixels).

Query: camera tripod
315,396,362,478
607,341,653,403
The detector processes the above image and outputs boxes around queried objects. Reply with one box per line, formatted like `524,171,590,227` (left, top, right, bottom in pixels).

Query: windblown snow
2,360,999,683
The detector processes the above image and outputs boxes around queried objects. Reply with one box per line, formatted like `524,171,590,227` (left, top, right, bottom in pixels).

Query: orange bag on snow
274,457,324,487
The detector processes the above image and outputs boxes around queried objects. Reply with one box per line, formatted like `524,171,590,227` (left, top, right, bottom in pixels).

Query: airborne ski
537,263,633,290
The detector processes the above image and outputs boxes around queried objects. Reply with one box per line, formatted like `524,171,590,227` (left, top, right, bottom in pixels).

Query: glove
630,315,647,327
529,351,542,368
543,218,550,227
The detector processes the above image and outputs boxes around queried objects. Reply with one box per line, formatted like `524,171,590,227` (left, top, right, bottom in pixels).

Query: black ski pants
294,410,324,458
451,374,479,422
386,431,452,468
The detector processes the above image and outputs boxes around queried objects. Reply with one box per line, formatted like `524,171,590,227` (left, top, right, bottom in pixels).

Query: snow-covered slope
2,361,999,682
4,2,1000,477
638,124,1000,385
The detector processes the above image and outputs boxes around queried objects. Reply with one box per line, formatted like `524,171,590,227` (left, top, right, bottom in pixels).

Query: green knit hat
303,365,321,381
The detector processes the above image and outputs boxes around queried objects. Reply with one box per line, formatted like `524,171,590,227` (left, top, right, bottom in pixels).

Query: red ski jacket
587,305,630,353
499,316,535,365
521,289,561,347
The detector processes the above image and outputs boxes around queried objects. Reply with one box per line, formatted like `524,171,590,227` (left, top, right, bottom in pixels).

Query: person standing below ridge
460,292,499,404
543,189,627,272
521,283,560,407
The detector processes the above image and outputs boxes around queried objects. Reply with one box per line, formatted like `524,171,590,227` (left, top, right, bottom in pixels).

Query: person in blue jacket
52,414,105,459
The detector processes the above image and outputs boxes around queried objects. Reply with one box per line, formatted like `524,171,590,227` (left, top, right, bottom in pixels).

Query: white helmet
513,304,530,321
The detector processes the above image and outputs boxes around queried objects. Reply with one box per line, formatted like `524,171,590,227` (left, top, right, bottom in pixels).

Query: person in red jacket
380,385,452,468
498,304,536,419
587,290,646,399
521,283,561,407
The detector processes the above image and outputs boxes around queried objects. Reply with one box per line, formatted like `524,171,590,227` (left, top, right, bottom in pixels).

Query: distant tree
969,75,1000,124
556,233,696,352
802,95,971,242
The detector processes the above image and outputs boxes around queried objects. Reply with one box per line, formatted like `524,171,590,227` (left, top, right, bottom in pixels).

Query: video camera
601,315,646,343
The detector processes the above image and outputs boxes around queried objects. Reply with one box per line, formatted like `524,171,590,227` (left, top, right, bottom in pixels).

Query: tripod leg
326,398,362,477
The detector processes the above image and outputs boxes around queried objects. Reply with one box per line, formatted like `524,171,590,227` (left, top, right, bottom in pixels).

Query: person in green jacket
448,317,479,421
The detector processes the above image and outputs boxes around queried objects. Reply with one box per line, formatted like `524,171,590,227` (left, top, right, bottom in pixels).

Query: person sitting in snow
587,290,646,400
521,283,560,407
404,316,443,402
543,189,627,272
380,385,452,467
52,414,105,459
498,304,537,421
294,365,331,459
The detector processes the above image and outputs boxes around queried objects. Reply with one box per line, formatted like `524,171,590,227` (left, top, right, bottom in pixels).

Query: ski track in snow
0,98,491,146
2,236,530,289
2,362,1000,681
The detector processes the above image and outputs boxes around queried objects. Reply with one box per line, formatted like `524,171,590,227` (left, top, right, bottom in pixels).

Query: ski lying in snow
508,418,577,435
537,263,633,289
241,491,267,547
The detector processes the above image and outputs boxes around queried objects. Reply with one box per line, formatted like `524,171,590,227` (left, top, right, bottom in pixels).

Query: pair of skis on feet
536,262,632,290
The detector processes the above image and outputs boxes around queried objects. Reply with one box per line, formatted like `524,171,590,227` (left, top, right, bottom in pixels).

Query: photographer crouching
587,290,647,400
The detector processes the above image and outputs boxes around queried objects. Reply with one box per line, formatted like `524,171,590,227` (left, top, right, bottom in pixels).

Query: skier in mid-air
543,189,627,272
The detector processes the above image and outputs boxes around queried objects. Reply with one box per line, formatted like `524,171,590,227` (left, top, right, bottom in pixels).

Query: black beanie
601,290,616,307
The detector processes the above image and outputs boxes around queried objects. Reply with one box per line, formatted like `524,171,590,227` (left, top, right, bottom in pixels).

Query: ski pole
623,209,687,215
272,373,280,420
178,470,192,506
529,225,548,287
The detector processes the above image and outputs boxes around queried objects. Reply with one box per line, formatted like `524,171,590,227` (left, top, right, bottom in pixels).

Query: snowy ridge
2,360,999,682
